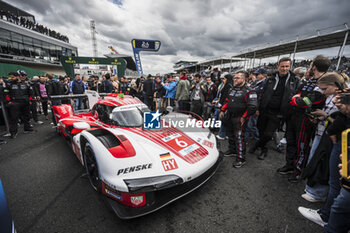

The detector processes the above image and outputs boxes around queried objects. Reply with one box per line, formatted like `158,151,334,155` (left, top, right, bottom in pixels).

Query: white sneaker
301,193,325,203
298,207,326,227
34,121,44,125
216,135,225,140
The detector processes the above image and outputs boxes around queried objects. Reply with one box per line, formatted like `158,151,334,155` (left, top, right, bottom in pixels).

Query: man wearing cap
245,68,267,146
250,58,301,161
5,70,34,138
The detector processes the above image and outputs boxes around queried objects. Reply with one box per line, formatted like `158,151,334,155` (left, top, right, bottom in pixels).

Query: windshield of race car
110,106,148,127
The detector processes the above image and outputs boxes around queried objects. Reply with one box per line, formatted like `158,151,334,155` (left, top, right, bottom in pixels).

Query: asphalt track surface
0,117,324,233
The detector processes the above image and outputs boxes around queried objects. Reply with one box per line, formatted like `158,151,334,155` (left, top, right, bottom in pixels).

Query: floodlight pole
291,35,299,69
336,24,349,71
252,52,256,69
90,20,98,57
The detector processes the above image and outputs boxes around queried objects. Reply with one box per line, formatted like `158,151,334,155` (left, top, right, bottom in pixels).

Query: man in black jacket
103,73,113,93
143,74,154,110
220,71,258,168
71,74,85,110
203,76,217,120
251,57,301,161
5,71,34,138
282,55,330,182
154,76,166,111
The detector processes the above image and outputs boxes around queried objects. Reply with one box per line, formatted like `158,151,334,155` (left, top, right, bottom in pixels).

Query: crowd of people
137,56,349,232
0,10,69,43
0,55,350,232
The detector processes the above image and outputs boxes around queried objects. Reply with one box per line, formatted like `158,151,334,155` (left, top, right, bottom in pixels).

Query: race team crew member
220,71,258,168
282,55,330,182
5,70,34,138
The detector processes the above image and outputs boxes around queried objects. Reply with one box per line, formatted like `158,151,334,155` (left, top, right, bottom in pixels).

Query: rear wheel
84,143,101,192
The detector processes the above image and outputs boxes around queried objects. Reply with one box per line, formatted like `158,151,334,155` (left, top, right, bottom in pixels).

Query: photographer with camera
299,86,350,231
279,55,330,182
301,73,346,203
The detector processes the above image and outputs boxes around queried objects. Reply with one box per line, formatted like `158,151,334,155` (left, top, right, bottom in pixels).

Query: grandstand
174,23,350,74
0,0,77,76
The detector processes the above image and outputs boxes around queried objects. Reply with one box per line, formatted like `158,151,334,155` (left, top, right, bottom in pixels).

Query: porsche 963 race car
52,91,222,219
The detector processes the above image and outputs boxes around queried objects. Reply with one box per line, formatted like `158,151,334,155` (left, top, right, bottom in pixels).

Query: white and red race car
52,92,222,219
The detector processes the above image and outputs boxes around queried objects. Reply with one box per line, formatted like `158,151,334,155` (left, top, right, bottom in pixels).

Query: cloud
6,0,350,74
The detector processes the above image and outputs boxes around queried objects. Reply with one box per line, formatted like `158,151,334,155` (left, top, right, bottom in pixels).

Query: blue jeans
218,123,226,138
245,115,259,141
74,98,82,111
305,135,329,200
324,187,350,233
319,141,341,222
212,108,221,131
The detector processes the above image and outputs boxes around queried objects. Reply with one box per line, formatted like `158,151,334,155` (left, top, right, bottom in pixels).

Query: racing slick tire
84,143,101,192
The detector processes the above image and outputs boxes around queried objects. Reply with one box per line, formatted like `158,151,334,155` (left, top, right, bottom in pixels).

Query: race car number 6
175,138,188,147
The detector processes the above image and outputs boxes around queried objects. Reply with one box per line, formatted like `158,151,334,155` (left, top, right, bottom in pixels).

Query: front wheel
84,143,101,192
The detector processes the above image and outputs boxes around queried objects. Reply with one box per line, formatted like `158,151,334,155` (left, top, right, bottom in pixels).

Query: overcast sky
7,0,350,74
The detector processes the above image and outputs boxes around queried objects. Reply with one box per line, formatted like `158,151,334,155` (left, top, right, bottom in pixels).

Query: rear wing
50,91,107,109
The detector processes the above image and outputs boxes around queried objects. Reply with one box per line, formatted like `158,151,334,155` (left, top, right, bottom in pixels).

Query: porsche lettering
117,163,152,175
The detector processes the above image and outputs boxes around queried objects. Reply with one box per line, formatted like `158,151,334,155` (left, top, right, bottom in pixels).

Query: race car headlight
124,175,183,193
